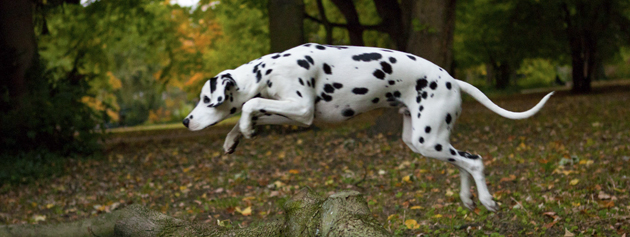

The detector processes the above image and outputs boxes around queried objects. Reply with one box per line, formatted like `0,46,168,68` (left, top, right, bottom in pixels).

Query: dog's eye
203,96,210,103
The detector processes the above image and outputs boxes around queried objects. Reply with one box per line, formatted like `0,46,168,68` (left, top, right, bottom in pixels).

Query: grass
1,86,629,236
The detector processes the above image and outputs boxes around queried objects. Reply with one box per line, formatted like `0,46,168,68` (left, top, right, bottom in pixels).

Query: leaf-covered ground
1,87,629,236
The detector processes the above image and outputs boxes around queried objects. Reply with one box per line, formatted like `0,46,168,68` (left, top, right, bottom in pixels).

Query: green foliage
516,58,557,88
0,55,103,184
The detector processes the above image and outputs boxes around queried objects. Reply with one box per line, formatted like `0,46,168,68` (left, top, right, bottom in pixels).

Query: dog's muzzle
182,118,190,128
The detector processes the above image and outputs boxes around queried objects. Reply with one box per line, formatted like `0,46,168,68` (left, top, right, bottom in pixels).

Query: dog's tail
455,79,554,120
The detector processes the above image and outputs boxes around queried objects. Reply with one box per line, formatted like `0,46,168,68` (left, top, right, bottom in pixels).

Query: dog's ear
208,74,239,107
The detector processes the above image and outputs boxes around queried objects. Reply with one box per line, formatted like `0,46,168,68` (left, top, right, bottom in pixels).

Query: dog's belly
313,98,384,123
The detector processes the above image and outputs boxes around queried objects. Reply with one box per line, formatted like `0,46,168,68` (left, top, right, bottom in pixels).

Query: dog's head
183,71,240,131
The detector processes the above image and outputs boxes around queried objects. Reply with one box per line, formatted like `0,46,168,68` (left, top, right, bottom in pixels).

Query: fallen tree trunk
0,188,391,237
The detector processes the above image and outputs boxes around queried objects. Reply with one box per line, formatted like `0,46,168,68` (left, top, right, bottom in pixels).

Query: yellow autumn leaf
410,206,423,210
46,204,55,209
402,175,413,183
405,219,420,229
387,214,398,220
432,214,443,218
445,189,454,197
569,179,579,185
235,206,252,216
289,169,300,174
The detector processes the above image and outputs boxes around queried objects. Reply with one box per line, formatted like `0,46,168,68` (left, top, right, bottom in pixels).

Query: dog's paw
223,138,240,154
480,196,498,212
460,194,475,210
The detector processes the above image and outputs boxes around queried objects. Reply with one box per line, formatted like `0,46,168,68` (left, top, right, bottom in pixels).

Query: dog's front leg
240,98,314,139
223,121,242,154
223,115,307,154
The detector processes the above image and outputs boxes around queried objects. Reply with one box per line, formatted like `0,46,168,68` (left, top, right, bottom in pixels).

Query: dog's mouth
188,121,220,131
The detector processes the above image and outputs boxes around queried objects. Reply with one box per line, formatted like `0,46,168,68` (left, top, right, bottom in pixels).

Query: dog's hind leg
406,100,498,211
458,167,475,210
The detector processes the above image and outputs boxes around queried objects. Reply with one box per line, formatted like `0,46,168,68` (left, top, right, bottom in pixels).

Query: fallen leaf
32,215,46,222
445,189,453,197
598,191,611,200
569,179,579,185
235,206,252,216
500,174,517,182
410,206,423,210
404,219,420,229
402,175,413,183
564,228,575,237
288,169,299,174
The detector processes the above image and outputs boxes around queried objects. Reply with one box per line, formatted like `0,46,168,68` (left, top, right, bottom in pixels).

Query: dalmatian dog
183,43,553,212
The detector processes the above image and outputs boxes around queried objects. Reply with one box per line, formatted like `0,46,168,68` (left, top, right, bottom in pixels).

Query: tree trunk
495,63,510,89
0,0,37,110
0,188,391,237
268,0,304,53
405,0,456,73
329,0,364,46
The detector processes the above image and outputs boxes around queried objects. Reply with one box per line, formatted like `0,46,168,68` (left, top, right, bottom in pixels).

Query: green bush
0,56,104,184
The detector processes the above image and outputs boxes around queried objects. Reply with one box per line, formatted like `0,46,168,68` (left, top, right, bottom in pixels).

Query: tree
0,0,37,109
455,0,630,92
269,0,305,52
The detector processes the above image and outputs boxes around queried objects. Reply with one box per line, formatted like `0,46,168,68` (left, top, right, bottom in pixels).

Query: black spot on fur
323,63,332,74
259,109,267,113
373,70,385,80
419,106,424,111
430,81,437,90
265,69,273,75
417,113,421,118
435,144,442,151
448,158,456,162
393,91,401,98
407,55,416,61
352,53,382,62
266,80,272,88
416,78,428,90
333,83,343,89
271,54,281,59
298,78,304,86
253,62,262,73
419,137,424,143
315,96,321,103
446,113,452,124
305,55,314,65
422,91,428,99
389,57,397,63
209,77,218,93
446,82,452,89
310,78,315,87
283,53,291,57
388,80,395,85
256,71,262,82
303,43,311,47
416,96,421,103
372,98,379,103
230,107,237,114
425,126,431,133
297,60,310,70
217,96,223,102
380,62,392,74
352,88,369,95
324,84,335,93
296,91,302,97
449,149,456,155
321,93,332,102
316,45,326,50
341,108,355,117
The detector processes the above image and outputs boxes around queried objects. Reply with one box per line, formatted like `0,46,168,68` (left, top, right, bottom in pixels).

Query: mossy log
0,188,391,237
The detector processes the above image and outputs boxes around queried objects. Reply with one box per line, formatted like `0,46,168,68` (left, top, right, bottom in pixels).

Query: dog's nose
182,118,190,128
